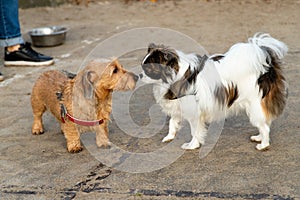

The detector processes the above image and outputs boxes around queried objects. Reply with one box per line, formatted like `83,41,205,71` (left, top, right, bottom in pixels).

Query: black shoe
4,42,54,66
0,72,4,82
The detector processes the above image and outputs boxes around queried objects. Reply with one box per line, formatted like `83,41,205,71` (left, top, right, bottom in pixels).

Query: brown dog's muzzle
115,72,139,91
127,72,139,90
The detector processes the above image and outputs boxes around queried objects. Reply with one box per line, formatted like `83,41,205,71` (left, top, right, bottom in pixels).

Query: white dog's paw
256,143,270,151
250,135,262,143
162,134,175,143
181,141,200,150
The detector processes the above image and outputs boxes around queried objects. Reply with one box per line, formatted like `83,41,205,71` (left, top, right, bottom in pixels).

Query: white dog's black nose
139,73,143,79
134,74,139,82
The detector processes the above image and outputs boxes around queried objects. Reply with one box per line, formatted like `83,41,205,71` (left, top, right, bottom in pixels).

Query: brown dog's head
78,59,139,99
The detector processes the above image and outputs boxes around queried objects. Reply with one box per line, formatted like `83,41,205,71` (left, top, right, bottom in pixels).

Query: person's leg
0,0,20,81
0,0,24,47
0,0,54,68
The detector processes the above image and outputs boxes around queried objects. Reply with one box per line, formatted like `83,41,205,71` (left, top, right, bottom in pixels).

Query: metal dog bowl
29,26,68,47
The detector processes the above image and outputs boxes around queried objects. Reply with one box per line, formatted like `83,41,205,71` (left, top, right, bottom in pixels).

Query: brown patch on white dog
258,47,288,120
214,83,239,108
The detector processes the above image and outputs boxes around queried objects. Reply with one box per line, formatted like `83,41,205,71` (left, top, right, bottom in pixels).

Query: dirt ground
0,0,299,199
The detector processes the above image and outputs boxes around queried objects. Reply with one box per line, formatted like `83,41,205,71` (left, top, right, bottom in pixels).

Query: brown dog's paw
97,141,112,149
32,127,44,135
32,121,44,135
67,140,83,153
67,145,83,153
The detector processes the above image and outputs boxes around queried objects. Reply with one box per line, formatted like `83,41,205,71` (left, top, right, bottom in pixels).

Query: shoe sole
4,60,54,67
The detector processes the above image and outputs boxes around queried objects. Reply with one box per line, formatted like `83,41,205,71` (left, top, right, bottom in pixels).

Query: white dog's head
140,43,180,84
140,43,207,100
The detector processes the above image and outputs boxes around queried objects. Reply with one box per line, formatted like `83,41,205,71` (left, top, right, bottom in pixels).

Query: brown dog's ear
82,71,97,99
109,59,120,67
108,60,121,76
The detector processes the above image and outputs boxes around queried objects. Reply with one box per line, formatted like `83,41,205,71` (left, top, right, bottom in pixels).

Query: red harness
60,104,104,126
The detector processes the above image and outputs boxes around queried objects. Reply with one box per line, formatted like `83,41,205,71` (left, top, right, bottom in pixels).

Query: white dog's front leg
181,118,206,150
162,117,181,143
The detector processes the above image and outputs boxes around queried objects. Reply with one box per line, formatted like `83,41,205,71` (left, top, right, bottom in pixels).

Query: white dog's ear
148,43,157,53
82,71,97,99
164,78,189,100
164,67,193,99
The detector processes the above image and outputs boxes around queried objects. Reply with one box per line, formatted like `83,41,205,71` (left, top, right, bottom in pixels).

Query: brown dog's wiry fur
31,60,138,153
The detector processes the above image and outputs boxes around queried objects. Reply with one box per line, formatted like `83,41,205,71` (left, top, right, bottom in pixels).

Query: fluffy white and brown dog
140,33,288,151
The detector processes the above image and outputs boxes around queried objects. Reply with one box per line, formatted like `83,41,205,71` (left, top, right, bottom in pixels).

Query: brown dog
31,60,138,153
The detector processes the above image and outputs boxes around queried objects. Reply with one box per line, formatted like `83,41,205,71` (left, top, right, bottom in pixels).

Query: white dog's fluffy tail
220,33,288,79
250,33,288,119
248,33,288,60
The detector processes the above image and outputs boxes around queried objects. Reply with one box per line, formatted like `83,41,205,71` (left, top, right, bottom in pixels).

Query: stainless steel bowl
29,26,68,47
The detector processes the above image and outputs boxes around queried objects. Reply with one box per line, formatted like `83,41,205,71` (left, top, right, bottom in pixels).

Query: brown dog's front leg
61,123,83,153
95,122,111,148
32,114,45,135
31,98,46,135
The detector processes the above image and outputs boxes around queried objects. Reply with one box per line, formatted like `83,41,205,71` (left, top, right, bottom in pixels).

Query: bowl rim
29,26,69,36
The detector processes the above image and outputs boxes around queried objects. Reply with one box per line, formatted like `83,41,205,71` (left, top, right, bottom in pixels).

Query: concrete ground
0,1,299,199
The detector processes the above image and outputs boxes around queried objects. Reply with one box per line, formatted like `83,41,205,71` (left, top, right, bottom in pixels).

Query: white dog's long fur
141,33,288,150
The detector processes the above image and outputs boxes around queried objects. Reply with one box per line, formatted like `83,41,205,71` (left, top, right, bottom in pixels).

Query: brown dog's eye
113,67,118,74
